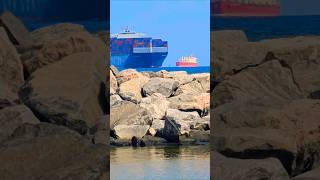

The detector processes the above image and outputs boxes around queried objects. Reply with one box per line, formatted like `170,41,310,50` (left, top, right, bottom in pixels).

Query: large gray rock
20,52,106,135
0,123,108,180
168,93,210,116
165,109,201,135
0,27,24,93
118,76,149,103
140,93,170,119
148,119,165,136
293,167,320,180
113,125,150,139
0,105,39,143
0,79,20,109
23,24,106,75
211,151,290,180
0,11,31,45
142,77,179,97
110,101,152,129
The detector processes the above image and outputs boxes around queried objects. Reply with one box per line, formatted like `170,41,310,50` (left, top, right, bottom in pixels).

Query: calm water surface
111,146,210,180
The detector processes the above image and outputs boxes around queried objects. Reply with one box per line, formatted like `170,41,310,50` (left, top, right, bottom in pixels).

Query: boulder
110,101,152,129
190,116,210,131
110,65,119,76
110,94,122,107
0,105,39,143
23,27,106,75
119,76,149,103
20,52,106,135
148,119,165,136
142,77,179,97
0,27,24,93
213,60,302,108
113,125,150,139
116,69,143,84
165,109,200,135
0,123,108,180
140,93,170,119
0,11,31,45
189,130,210,143
161,71,193,85
0,79,20,109
211,151,290,180
293,167,320,180
162,119,180,143
212,99,320,176
168,93,210,116
174,80,205,96
110,70,118,94
190,73,210,93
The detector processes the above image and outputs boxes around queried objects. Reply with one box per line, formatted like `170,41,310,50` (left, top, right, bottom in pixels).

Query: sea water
111,145,210,180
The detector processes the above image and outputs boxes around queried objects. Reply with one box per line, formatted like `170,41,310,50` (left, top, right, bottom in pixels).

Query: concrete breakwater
211,30,320,179
0,11,108,179
110,67,210,146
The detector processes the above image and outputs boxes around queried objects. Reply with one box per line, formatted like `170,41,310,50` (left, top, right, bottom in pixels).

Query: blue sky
111,0,210,67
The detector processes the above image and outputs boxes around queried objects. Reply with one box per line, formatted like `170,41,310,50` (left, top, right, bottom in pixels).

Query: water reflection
111,145,209,180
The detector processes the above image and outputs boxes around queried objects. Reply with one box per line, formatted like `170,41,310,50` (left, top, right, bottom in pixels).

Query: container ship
211,0,280,17
176,55,198,67
0,0,107,21
110,29,168,68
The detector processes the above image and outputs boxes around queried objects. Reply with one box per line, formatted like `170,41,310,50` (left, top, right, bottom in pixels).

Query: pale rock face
140,93,170,119
142,78,179,97
119,77,147,103
110,94,123,107
169,93,210,115
174,80,205,96
165,109,200,135
114,125,150,139
116,69,147,84
149,119,165,136
110,70,118,95
190,73,210,93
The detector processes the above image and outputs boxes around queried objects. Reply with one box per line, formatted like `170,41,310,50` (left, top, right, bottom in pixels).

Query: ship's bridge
111,29,146,39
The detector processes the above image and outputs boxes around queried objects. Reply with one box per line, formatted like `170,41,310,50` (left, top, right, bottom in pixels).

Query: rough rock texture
114,125,150,139
0,123,108,180
140,93,170,119
169,93,210,116
0,11,31,46
110,70,118,95
0,105,39,143
119,76,149,103
142,77,179,97
110,94,122,107
0,27,24,93
20,52,106,135
211,151,290,180
211,30,320,177
0,79,20,109
149,119,165,136
22,24,106,76
293,167,320,180
116,69,142,84
110,101,152,129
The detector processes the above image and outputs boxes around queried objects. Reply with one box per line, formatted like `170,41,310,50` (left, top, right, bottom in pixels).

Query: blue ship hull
111,52,168,68
0,0,107,21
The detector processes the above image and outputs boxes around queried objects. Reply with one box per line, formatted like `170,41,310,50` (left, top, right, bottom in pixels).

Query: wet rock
0,27,24,93
113,125,150,139
0,105,39,143
142,77,179,97
0,123,108,180
0,11,31,46
162,119,180,143
211,151,290,180
140,93,170,119
189,130,210,143
20,52,106,135
110,101,152,129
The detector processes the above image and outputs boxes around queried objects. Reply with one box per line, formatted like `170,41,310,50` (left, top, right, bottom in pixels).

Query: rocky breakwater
0,12,108,179
110,67,210,147
211,30,320,179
